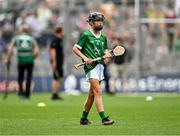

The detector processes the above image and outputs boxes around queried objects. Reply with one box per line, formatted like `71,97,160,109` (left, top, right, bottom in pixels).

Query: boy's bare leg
90,79,104,112
80,78,114,125
90,79,114,125
80,87,94,125
84,87,94,112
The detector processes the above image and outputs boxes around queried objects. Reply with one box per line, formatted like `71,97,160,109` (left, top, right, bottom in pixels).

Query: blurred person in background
1,13,14,45
109,34,127,93
0,30,7,74
73,12,114,125
0,30,7,54
165,8,176,51
50,26,64,100
172,29,180,54
6,24,39,99
103,63,111,95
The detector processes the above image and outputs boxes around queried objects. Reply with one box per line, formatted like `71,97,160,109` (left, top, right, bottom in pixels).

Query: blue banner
0,74,180,92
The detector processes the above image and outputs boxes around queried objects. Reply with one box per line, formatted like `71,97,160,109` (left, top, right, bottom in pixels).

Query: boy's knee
93,89,102,96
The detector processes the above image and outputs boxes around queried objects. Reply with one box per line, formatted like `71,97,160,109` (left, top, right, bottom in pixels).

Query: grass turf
0,93,180,135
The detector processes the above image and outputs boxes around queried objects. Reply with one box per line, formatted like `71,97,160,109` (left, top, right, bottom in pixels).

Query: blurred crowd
140,0,180,74
0,0,64,49
0,0,180,75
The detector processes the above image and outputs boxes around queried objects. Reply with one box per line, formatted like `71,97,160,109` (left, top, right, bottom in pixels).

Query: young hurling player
73,12,114,125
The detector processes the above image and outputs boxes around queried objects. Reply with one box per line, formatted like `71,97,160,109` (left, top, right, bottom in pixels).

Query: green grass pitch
0,93,180,135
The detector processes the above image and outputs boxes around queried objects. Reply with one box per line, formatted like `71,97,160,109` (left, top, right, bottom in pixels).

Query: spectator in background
103,63,111,94
165,9,176,51
37,2,52,28
50,26,64,100
15,10,28,29
109,34,131,92
172,30,180,54
1,14,14,44
0,31,7,53
99,2,118,30
6,24,39,99
156,39,169,60
0,31,7,61
25,11,45,44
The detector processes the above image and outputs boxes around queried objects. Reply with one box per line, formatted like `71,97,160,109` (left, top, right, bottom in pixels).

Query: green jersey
75,29,108,74
11,34,38,64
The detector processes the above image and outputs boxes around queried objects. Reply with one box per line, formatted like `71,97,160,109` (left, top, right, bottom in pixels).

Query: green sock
99,111,106,120
81,111,89,119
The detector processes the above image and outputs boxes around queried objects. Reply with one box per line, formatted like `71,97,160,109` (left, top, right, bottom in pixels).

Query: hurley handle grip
74,57,102,69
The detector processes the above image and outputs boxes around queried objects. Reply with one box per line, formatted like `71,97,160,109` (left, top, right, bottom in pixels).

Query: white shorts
86,64,104,81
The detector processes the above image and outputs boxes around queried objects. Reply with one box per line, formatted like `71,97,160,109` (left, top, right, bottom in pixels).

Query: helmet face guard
88,12,105,22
